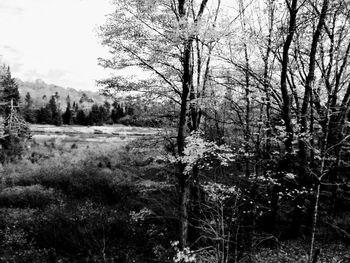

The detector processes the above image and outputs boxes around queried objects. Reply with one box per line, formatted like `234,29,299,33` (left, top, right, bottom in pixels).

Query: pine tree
103,101,111,123
0,65,30,162
23,92,36,123
0,65,20,116
62,95,73,125
38,105,52,124
49,94,62,126
76,109,88,126
71,101,79,124
111,101,124,123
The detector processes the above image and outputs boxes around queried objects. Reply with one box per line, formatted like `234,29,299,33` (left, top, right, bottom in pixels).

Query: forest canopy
98,0,350,261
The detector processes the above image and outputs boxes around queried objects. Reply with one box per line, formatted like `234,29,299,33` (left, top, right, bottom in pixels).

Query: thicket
0,137,348,262
96,0,350,262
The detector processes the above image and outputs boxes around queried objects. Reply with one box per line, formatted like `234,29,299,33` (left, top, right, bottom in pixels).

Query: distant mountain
16,79,109,109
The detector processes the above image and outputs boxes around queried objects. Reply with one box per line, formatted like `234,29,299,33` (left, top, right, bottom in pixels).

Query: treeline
22,92,166,127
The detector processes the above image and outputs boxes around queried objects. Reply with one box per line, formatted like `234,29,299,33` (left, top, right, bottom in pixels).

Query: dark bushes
0,185,55,208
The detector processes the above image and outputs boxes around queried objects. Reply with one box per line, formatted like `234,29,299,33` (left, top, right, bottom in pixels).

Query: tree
89,103,103,125
48,93,62,126
99,0,223,248
23,92,37,123
76,109,89,126
71,101,79,124
111,101,124,123
0,65,30,162
62,95,73,125
0,65,20,116
103,101,111,123
38,105,52,124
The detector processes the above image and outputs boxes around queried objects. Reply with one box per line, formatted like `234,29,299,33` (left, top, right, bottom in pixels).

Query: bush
28,200,143,262
0,135,27,163
0,185,55,208
0,227,53,263
118,115,164,127
28,166,137,204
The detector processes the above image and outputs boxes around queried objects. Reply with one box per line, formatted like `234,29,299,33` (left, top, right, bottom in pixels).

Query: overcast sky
0,0,114,91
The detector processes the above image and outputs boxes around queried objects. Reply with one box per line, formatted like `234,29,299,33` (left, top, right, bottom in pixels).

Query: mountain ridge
16,78,109,109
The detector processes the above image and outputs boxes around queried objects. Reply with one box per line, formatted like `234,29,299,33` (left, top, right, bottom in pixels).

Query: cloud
0,2,24,15
0,0,114,91
45,69,70,81
1,45,19,53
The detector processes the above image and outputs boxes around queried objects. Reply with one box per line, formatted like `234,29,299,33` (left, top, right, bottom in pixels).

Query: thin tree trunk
309,181,321,263
280,0,298,155
177,37,192,249
299,0,329,167
263,1,274,160
239,0,251,178
177,0,209,248
177,0,192,246
244,45,250,178
179,173,190,248
309,95,331,262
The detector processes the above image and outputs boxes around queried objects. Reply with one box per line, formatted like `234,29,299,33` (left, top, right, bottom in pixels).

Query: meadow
30,124,161,144
0,124,175,262
0,124,348,262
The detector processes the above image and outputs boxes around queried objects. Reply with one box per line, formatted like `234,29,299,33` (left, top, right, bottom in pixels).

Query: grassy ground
0,125,348,262
30,124,161,135
0,129,174,262
29,124,165,148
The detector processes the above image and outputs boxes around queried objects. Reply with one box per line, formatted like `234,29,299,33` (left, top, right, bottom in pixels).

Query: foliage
0,185,55,209
2,0,350,260
0,64,31,163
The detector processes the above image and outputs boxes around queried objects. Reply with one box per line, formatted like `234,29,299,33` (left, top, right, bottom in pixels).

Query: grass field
29,124,163,147
30,124,161,136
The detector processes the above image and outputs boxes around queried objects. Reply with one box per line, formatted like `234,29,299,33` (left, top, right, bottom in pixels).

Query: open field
30,124,161,136
29,124,163,147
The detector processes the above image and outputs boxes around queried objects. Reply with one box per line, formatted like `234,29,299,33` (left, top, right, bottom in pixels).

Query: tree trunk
299,0,329,168
176,0,209,249
280,0,298,155
178,170,190,248
177,37,192,248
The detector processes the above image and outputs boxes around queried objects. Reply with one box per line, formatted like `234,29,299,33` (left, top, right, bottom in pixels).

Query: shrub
0,135,27,163
0,185,55,208
0,227,53,263
30,200,137,261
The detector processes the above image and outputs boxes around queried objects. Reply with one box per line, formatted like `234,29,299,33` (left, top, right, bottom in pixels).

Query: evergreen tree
71,101,79,124
23,92,36,123
0,65,20,115
62,95,73,125
0,65,30,162
111,101,124,123
103,101,111,123
49,94,62,126
76,109,88,126
99,105,108,124
89,103,101,125
38,105,52,124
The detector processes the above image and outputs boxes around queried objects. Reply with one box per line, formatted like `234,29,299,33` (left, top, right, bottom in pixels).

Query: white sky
0,0,114,91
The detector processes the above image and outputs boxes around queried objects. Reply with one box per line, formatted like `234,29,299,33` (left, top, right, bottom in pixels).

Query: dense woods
0,0,349,262
97,0,350,261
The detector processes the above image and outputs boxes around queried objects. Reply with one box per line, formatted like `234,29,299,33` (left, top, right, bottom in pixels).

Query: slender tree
99,0,223,247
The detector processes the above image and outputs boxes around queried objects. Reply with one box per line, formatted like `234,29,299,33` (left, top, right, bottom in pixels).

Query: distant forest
21,91,170,127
